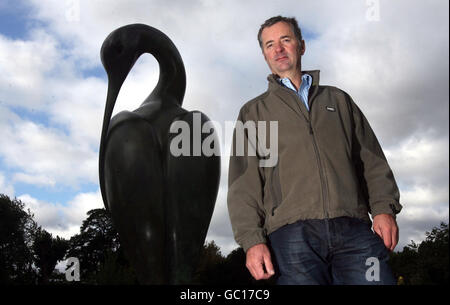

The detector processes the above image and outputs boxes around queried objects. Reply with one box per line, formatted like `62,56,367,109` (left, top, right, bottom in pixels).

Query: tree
193,243,275,285
415,222,449,284
223,247,276,285
65,208,136,284
389,241,420,284
221,247,254,284
193,240,226,284
0,194,38,284
389,222,449,285
96,250,137,285
32,228,68,284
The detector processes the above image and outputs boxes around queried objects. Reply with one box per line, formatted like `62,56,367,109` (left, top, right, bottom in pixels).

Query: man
227,16,402,285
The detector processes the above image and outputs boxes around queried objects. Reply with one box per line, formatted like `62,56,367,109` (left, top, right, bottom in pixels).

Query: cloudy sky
0,0,448,257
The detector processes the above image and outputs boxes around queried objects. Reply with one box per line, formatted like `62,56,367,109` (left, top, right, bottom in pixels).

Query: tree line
0,194,448,285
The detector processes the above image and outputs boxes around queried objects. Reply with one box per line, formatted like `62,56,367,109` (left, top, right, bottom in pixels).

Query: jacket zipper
270,166,280,216
308,121,329,219
306,84,330,219
277,84,330,219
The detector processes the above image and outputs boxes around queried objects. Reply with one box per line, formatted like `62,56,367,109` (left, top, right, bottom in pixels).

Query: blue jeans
268,216,396,285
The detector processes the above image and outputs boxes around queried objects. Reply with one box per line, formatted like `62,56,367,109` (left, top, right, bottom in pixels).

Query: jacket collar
266,70,320,122
267,70,320,91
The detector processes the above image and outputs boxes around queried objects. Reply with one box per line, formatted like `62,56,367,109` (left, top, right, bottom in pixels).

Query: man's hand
246,243,275,280
372,214,399,251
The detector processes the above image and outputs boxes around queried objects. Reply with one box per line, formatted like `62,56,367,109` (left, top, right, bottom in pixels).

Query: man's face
261,21,305,77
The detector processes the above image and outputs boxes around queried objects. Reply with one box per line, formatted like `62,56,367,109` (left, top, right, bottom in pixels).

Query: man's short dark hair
257,16,303,49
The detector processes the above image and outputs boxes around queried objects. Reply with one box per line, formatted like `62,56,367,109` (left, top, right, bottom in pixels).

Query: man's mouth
276,56,288,61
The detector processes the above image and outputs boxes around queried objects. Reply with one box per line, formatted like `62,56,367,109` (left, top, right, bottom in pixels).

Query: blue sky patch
0,0,34,39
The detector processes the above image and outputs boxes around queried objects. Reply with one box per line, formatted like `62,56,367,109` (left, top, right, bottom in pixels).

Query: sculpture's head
100,24,148,85
100,23,186,105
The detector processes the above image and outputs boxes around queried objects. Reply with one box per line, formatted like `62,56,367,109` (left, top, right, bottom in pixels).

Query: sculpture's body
98,24,220,284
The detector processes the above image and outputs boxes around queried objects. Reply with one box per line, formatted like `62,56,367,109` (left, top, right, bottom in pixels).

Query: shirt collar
278,73,312,91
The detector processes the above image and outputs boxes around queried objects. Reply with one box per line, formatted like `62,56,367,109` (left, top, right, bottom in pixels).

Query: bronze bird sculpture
98,24,220,284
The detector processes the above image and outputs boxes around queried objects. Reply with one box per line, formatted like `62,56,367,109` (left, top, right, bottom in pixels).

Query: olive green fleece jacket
227,70,402,252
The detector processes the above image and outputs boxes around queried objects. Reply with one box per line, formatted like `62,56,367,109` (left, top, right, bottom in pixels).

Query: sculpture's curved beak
99,77,122,210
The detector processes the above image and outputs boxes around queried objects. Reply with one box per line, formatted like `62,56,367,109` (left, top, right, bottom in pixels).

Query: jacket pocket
270,164,282,216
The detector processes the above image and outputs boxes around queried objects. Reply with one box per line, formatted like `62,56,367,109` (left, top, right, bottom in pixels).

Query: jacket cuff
370,201,403,217
239,230,267,253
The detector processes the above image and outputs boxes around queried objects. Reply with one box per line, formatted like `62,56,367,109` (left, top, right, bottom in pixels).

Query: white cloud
0,117,98,187
112,54,159,116
0,30,62,109
396,184,449,250
13,172,56,187
0,172,15,197
60,190,104,227
19,194,61,228
18,190,104,240
385,135,449,189
47,75,107,148
0,29,103,189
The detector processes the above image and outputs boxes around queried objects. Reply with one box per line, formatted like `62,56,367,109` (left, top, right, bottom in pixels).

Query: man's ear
300,40,306,56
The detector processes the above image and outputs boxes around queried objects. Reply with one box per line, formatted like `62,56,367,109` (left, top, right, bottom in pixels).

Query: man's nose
275,43,284,53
